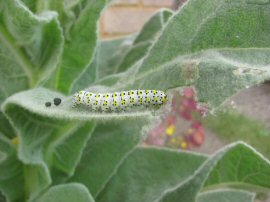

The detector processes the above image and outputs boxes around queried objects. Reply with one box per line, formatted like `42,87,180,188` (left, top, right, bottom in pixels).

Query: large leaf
70,119,151,197
96,142,270,202
1,87,153,198
96,147,207,202
2,89,96,200
0,135,24,202
55,0,111,94
156,142,270,202
197,189,255,202
36,183,95,202
125,0,270,108
2,88,153,121
0,0,63,102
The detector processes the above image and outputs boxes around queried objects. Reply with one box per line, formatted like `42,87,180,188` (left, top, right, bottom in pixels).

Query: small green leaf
96,147,207,202
197,189,255,202
36,183,95,202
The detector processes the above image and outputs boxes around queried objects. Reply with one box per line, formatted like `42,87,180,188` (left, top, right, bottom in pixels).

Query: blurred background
99,0,186,39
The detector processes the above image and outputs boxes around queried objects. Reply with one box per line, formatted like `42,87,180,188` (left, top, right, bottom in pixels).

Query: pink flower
190,131,204,146
183,87,195,98
166,115,177,125
179,110,192,120
181,98,197,110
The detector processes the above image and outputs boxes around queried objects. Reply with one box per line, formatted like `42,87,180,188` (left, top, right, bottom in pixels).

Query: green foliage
36,183,95,202
204,110,270,158
197,189,255,202
0,0,270,201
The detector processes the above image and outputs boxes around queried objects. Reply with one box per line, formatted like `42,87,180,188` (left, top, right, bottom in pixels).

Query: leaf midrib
99,48,270,91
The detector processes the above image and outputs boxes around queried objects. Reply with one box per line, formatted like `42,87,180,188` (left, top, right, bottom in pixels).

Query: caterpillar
72,90,168,112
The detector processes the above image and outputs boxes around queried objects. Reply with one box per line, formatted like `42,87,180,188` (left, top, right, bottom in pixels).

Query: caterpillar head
72,92,80,106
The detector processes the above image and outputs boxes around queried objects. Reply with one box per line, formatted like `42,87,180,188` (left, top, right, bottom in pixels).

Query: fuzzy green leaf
0,0,63,101
2,88,153,121
96,147,207,202
157,142,270,202
2,89,96,199
128,0,270,108
55,0,111,94
197,189,255,202
36,183,95,202
70,119,151,197
1,87,153,199
0,136,24,202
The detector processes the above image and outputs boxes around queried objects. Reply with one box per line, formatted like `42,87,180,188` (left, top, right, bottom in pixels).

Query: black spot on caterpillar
72,90,168,112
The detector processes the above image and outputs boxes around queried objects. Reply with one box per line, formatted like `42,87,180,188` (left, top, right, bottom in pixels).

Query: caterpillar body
72,90,168,112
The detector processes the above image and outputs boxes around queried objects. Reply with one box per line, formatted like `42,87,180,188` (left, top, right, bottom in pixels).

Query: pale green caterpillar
72,90,168,112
